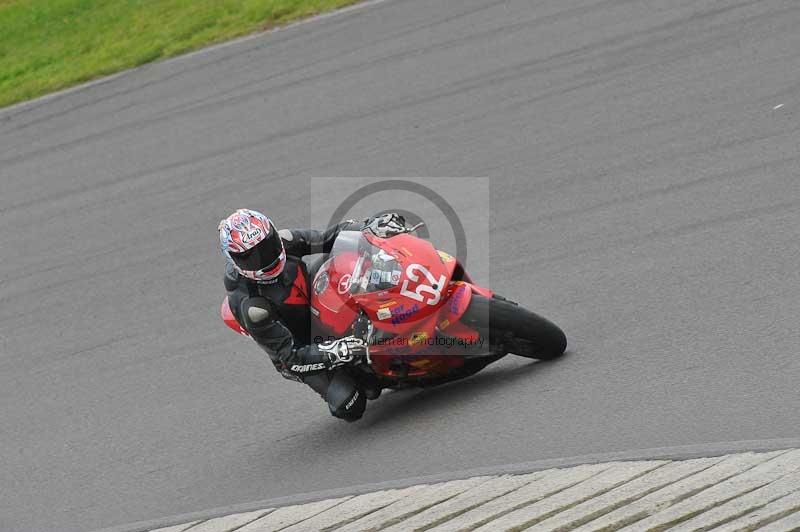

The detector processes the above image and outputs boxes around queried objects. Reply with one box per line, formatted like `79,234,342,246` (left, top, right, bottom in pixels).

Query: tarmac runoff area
128,448,800,532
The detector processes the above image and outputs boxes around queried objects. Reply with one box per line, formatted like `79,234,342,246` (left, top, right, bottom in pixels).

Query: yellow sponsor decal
438,319,451,330
437,250,455,263
410,332,428,346
410,359,431,368
379,300,397,308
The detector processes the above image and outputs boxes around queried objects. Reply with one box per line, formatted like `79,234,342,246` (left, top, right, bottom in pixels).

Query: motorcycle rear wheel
460,293,567,360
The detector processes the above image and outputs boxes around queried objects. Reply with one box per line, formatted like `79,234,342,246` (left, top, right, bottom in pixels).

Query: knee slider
241,297,273,334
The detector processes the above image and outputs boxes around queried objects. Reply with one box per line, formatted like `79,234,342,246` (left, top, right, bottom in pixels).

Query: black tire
460,293,567,360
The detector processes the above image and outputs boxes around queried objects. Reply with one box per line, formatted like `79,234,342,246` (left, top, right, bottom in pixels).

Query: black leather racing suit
224,220,369,421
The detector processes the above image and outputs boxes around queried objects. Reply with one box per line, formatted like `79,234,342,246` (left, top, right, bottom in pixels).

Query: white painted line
773,104,785,110
757,504,800,532
473,461,666,531
236,497,351,531
334,476,492,532
671,470,800,532
279,486,420,532
616,449,800,531
524,457,725,532
570,451,785,531
718,489,800,531
379,473,545,532
426,464,610,532
178,509,271,532
151,522,203,532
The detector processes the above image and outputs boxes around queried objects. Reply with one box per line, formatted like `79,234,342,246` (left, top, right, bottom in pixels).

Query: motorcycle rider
219,209,407,422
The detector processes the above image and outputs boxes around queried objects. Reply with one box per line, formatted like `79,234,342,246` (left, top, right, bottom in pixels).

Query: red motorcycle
222,228,566,388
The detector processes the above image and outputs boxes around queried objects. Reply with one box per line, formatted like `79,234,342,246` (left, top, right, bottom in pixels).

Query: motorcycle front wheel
460,293,567,360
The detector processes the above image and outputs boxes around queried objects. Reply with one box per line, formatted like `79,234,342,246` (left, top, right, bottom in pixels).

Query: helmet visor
231,231,284,272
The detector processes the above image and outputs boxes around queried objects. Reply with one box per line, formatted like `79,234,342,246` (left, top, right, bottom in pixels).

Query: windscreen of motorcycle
332,231,401,295
311,231,391,313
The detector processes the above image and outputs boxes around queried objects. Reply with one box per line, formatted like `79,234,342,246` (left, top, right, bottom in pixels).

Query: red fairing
221,297,250,337
435,282,481,344
306,231,495,380
310,246,361,338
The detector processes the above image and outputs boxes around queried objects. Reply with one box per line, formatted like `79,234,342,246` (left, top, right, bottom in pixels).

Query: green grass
0,0,361,108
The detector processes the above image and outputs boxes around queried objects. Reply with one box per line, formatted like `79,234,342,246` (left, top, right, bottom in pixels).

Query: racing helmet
219,209,286,283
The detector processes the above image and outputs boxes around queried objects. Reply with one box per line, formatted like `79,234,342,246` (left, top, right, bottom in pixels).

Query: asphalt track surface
2,1,799,531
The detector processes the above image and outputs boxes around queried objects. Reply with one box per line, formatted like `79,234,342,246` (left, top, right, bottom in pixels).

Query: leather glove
367,213,407,238
318,336,368,368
